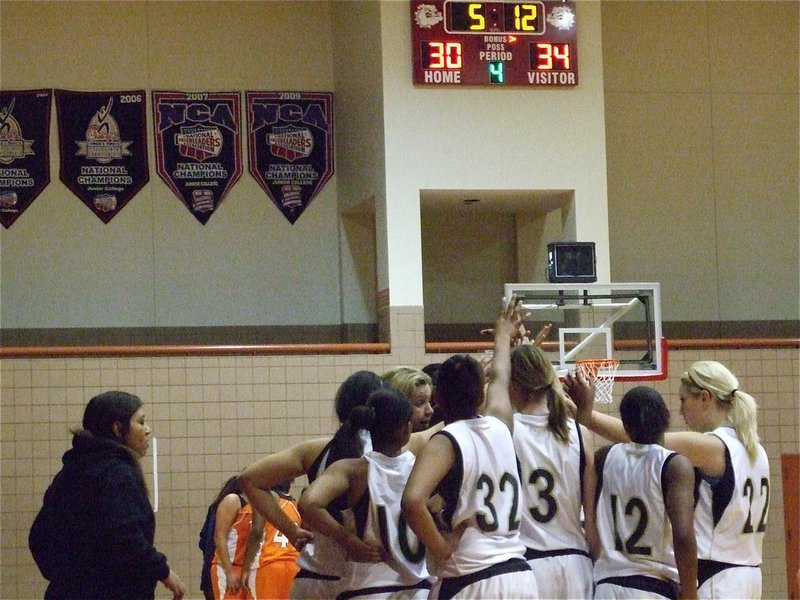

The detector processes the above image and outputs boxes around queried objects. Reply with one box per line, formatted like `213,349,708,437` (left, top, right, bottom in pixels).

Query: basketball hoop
576,358,620,404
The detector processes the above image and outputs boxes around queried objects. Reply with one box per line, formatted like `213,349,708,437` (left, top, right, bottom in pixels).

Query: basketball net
576,358,620,404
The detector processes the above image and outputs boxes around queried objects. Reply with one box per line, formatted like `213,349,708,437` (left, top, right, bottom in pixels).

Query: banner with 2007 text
153,91,242,225
55,89,149,223
0,89,52,228
246,91,334,225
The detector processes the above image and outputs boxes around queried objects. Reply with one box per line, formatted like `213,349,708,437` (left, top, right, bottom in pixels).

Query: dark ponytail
359,388,412,447
328,371,384,461
334,371,384,423
209,475,243,514
349,404,377,431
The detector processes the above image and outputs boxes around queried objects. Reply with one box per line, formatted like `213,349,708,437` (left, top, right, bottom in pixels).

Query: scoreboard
411,1,578,87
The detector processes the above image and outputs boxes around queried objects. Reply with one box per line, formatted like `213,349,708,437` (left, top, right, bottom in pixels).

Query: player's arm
401,433,457,561
297,459,382,562
239,438,327,550
564,371,629,443
664,454,698,600
663,431,726,479
484,296,525,431
214,494,245,592
241,507,265,584
590,444,613,558
580,424,601,560
405,421,445,455
565,371,727,479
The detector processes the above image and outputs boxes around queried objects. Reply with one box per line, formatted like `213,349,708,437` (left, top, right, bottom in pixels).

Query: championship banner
246,92,334,225
153,91,242,225
0,89,52,228
55,90,149,223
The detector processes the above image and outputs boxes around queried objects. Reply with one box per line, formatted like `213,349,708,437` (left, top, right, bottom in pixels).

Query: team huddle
226,299,770,600
27,299,770,600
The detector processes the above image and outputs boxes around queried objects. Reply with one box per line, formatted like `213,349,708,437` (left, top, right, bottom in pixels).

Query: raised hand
563,369,595,424
482,319,550,348
532,322,552,347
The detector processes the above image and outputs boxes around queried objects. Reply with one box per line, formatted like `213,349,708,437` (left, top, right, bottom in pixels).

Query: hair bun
349,404,376,430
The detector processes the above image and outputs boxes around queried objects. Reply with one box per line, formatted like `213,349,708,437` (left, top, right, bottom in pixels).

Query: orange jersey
254,496,300,599
211,502,257,599
258,496,301,565
212,503,256,568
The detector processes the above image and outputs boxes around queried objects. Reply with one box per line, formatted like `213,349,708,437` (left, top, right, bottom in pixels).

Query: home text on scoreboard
411,1,578,87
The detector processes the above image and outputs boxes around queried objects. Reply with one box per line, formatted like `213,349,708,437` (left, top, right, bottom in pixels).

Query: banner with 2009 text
153,91,242,225
0,89,52,228
55,89,149,223
246,91,334,225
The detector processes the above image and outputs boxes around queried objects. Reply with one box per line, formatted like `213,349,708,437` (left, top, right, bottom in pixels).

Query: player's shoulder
665,452,695,482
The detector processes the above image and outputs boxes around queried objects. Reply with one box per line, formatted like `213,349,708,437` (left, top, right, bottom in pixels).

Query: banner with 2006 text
55,89,149,223
0,89,52,228
153,91,242,225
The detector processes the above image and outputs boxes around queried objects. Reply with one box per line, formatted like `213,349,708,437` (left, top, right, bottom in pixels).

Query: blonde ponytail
510,344,570,442
683,361,760,461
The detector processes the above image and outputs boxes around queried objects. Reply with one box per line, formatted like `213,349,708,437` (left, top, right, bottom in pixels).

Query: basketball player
253,481,301,600
567,360,770,599
240,371,443,599
509,343,598,598
210,488,264,599
592,386,697,600
401,297,539,599
239,370,384,599
382,366,434,432
299,388,432,600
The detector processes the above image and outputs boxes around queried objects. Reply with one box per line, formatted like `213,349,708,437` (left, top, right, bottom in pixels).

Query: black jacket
29,432,170,600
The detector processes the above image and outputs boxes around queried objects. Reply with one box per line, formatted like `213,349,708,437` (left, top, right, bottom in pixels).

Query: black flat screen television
547,242,597,283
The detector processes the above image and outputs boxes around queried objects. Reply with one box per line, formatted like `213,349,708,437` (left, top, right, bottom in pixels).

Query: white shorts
594,582,672,600
527,553,592,599
289,569,341,599
698,565,762,599
594,575,677,600
430,559,538,599
338,585,431,600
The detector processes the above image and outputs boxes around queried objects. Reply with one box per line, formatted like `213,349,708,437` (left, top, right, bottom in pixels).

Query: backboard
503,282,666,381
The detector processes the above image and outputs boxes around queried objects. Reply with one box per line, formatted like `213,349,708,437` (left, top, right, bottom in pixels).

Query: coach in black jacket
29,391,185,599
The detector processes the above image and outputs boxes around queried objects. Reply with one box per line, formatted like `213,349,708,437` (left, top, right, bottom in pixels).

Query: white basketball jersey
593,443,679,585
434,416,526,579
695,426,770,566
297,430,373,577
344,451,431,592
512,413,589,554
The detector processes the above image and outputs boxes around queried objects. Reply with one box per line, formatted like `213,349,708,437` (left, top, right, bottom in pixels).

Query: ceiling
341,189,574,216
420,189,574,215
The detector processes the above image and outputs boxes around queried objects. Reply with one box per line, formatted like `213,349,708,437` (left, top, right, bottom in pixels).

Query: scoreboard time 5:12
411,1,578,87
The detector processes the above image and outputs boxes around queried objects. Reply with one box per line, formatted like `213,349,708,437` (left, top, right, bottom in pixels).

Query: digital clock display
412,1,578,86
447,1,544,34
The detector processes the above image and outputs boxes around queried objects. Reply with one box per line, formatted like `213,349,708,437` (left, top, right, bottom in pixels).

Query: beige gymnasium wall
0,1,349,330
1,345,797,599
603,1,799,324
